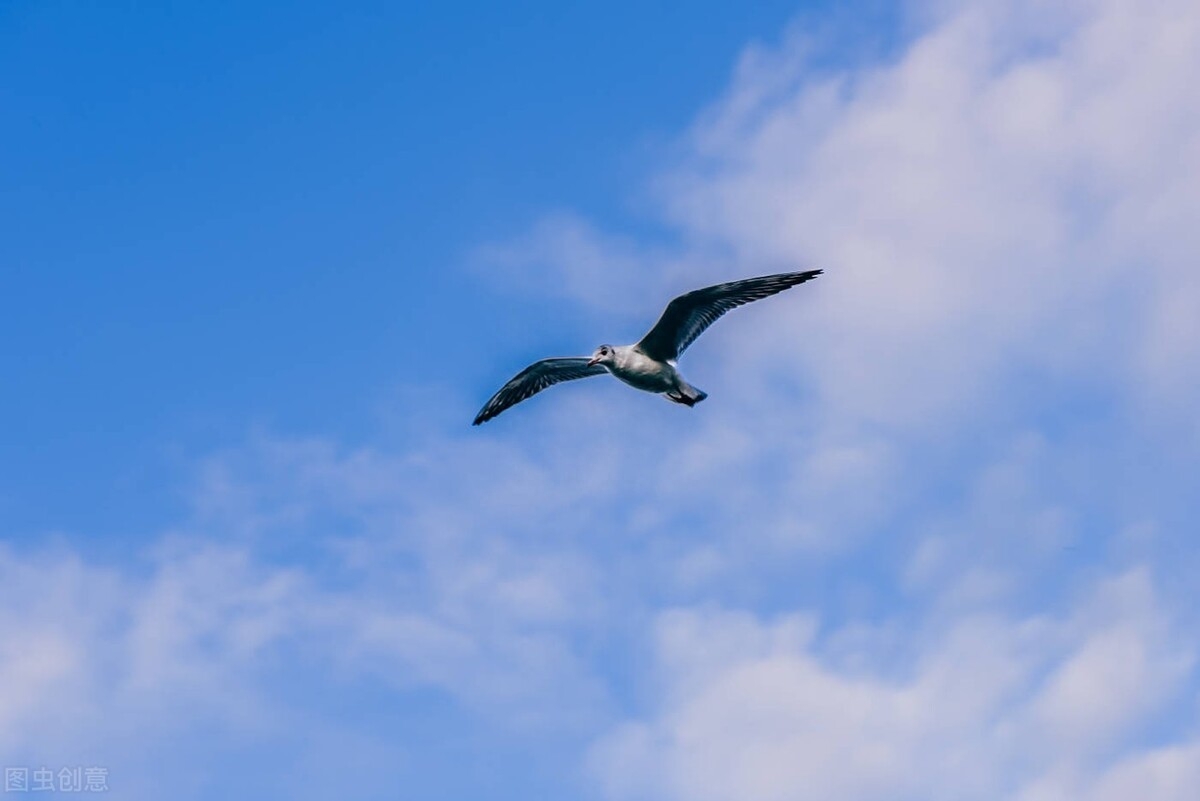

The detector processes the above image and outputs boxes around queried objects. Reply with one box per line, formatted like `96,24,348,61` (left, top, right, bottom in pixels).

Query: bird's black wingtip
781,268,822,283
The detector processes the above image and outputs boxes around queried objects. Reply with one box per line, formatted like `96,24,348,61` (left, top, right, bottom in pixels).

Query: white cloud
568,0,1200,796
0,542,303,774
590,571,1196,801
699,0,1197,431
483,0,1200,440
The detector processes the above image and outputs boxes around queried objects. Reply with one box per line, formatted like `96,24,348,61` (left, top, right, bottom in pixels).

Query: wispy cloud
590,570,1195,801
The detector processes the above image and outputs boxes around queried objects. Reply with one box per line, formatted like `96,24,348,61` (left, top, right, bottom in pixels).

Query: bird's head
587,344,616,367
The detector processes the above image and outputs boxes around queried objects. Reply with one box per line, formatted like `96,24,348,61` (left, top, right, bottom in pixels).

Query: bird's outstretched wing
473,357,607,425
635,269,822,361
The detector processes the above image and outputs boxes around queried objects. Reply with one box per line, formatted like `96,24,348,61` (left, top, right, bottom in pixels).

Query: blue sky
4,1,1200,800
3,0,840,541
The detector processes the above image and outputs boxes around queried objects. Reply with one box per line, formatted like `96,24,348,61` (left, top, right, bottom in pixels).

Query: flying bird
473,269,822,425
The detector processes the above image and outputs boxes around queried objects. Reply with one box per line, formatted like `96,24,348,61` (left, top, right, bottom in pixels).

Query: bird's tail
667,382,708,407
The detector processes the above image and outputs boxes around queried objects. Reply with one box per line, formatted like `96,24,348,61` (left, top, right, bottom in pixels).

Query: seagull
472,269,822,425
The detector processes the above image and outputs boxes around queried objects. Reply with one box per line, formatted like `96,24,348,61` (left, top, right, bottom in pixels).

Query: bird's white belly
610,351,678,393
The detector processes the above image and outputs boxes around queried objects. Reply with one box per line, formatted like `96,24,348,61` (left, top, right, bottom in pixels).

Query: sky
2,0,1200,799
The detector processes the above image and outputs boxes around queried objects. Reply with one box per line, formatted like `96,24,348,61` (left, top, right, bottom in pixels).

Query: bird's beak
587,357,600,366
